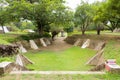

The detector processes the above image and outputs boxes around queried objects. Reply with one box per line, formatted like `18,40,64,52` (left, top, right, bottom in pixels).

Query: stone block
0,62,13,75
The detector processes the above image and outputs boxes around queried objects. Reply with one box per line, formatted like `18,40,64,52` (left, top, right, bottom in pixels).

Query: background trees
7,0,73,35
93,0,120,32
0,0,13,33
1,0,120,35
74,2,93,35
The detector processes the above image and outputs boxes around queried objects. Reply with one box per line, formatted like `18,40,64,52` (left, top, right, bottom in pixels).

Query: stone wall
0,44,19,57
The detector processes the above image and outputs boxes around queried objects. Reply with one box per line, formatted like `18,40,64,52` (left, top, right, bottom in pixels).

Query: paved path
10,71,105,75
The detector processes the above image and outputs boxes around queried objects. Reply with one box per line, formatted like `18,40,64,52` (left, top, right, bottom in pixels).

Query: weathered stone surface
0,44,19,56
40,38,47,47
105,59,120,73
0,62,14,75
113,28,120,33
34,39,41,47
19,45,27,53
81,39,90,48
74,39,82,46
15,42,27,53
29,40,38,49
86,49,104,66
15,54,33,71
15,54,33,67
44,38,51,45
90,63,105,71
94,42,105,51
20,40,30,49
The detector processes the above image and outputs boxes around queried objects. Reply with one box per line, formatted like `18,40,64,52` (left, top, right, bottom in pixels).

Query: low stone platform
105,59,120,73
0,62,14,75
10,71,105,75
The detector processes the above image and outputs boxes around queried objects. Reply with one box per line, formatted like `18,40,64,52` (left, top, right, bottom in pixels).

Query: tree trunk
97,29,101,35
1,25,5,34
37,23,44,35
81,30,85,35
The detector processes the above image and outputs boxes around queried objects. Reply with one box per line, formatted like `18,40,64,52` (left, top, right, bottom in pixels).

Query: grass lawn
1,73,120,80
24,46,96,71
68,30,120,36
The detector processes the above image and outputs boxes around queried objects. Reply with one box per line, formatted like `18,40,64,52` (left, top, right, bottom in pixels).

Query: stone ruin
14,54,33,71
73,38,106,51
29,40,39,50
0,44,19,57
15,42,27,53
81,39,90,49
73,38,106,71
40,38,47,47
0,54,34,75
0,38,53,74
0,62,14,75
113,28,120,33
74,38,84,47
13,38,52,53
86,49,105,66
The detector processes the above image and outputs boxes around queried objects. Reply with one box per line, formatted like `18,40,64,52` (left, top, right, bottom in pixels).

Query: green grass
0,34,18,44
2,73,120,80
0,56,14,62
25,47,96,71
104,41,120,64
68,30,120,36
0,39,10,45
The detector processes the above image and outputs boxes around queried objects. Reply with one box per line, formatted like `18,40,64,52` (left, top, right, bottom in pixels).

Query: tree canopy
6,0,73,34
74,2,93,35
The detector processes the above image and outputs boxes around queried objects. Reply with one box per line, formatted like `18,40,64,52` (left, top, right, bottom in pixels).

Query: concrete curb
10,71,106,75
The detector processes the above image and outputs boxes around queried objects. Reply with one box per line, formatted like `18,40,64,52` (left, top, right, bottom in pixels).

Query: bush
64,27,73,33
17,32,51,41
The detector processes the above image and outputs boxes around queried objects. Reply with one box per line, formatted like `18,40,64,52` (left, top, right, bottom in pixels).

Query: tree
94,0,120,32
0,1,12,33
9,0,72,35
92,1,105,35
74,2,93,35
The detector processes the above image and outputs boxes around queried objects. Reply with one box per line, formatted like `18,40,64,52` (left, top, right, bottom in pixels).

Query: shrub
64,27,73,33
17,32,51,41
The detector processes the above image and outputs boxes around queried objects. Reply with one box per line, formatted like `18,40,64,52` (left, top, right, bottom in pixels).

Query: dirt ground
40,37,72,51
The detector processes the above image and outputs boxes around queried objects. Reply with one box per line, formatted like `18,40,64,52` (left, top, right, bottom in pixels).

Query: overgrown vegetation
17,32,51,41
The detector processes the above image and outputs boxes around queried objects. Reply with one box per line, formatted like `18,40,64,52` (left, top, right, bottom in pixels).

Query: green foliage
0,57,14,62
20,21,36,30
0,34,19,43
74,2,93,35
0,39,10,45
93,0,120,32
0,3,13,33
7,0,74,34
64,27,73,33
18,32,51,41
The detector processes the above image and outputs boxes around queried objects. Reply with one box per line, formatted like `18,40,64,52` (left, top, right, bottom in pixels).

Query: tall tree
0,1,12,33
92,1,105,35
74,2,93,35
94,0,120,32
9,0,71,35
